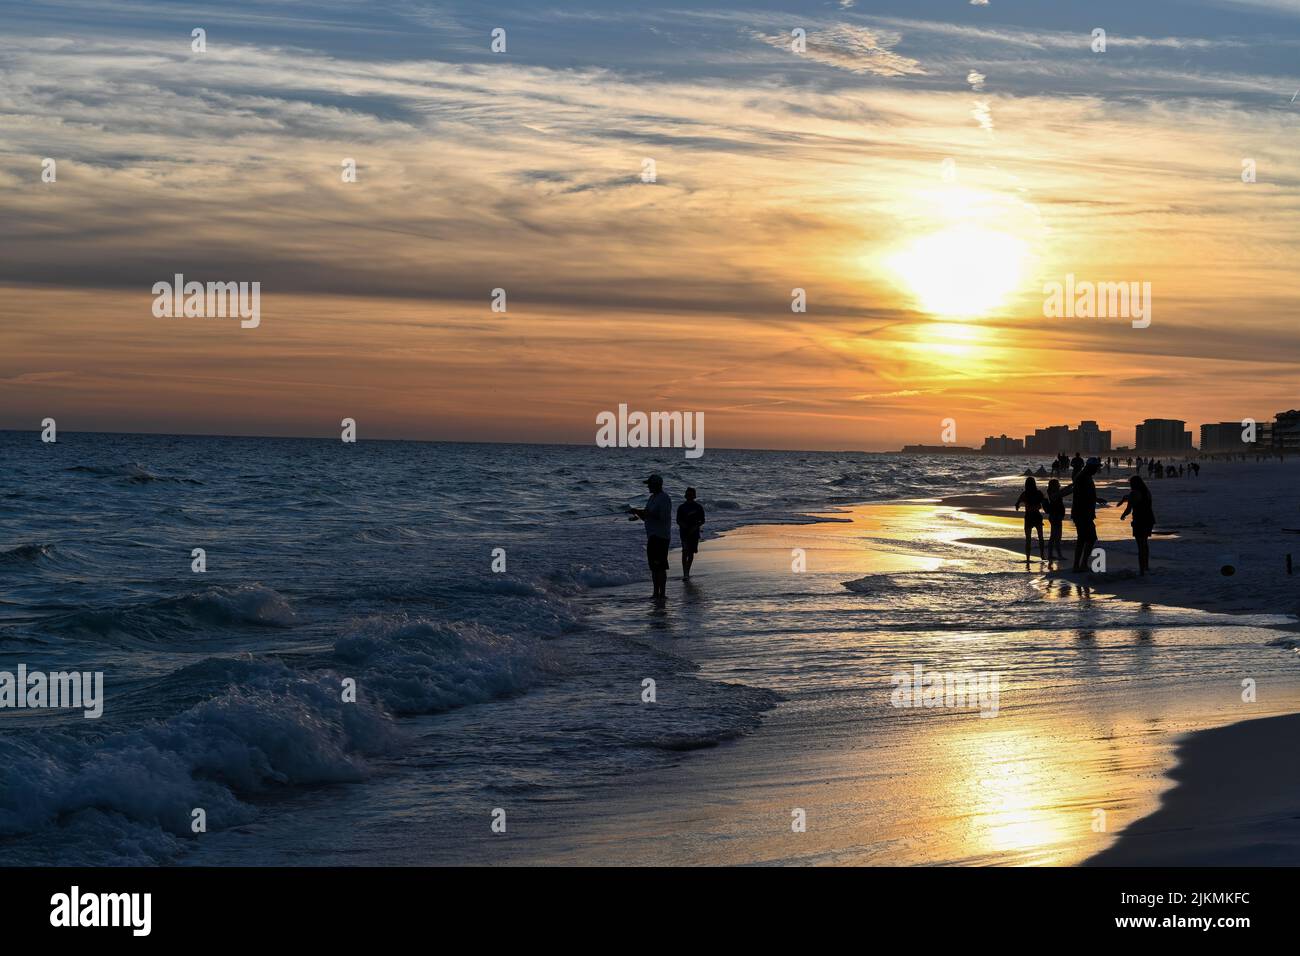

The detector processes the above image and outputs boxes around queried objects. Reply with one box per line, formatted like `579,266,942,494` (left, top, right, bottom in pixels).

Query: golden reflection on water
703,500,1276,865
708,502,1146,863
711,503,950,575
935,722,1087,864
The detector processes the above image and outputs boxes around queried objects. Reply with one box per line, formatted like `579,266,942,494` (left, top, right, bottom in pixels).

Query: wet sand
1086,712,1300,865
465,494,1300,865
948,460,1300,865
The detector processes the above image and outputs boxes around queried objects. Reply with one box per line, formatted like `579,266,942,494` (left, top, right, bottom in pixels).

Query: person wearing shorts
1015,476,1047,562
631,474,672,600
676,487,705,580
1044,478,1067,563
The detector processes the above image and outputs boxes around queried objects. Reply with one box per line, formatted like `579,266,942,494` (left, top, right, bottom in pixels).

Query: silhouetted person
1063,457,1101,573
1119,475,1155,575
1123,473,1154,572
676,487,705,580
630,474,672,599
1070,452,1084,478
1015,477,1046,561
1045,478,1067,562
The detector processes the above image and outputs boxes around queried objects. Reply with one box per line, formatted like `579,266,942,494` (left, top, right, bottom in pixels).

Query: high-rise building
1075,420,1112,455
1273,410,1300,453
982,434,1024,454
1200,422,1251,454
1024,425,1073,454
1135,419,1192,454
1024,422,1111,455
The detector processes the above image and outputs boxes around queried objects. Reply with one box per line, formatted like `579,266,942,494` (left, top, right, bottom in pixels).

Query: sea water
0,430,1015,864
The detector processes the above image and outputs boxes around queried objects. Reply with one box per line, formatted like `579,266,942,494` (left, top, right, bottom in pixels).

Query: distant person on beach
1044,478,1067,562
1062,457,1102,573
630,474,672,600
676,487,705,580
1015,477,1046,560
1119,475,1155,575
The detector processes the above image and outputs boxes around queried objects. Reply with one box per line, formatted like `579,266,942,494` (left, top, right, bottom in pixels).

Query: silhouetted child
1015,477,1046,561
1044,478,1067,562
676,487,705,580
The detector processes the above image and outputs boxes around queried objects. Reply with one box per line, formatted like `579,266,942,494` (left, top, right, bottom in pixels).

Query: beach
3,434,1298,866
469,461,1300,866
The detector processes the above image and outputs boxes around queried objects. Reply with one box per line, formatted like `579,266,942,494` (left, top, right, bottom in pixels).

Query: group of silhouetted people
1017,454,1158,575
630,474,705,600
1136,457,1198,480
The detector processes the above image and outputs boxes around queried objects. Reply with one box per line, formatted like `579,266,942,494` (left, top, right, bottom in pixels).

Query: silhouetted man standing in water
631,474,672,599
1064,457,1102,573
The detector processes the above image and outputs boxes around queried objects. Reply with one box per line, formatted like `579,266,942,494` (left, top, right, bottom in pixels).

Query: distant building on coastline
1135,418,1192,455
1272,410,1300,454
981,434,1025,454
1075,420,1111,456
1023,421,1111,455
1025,425,1071,454
1198,411,1297,455
1200,422,1251,454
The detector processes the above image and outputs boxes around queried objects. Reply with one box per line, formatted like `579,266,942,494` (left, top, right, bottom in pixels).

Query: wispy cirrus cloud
0,1,1297,447
754,24,925,77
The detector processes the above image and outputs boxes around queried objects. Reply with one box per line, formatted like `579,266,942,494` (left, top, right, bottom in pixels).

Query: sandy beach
339,458,1300,867
8,446,1297,869
949,458,1300,621
575,459,1300,866
946,458,1300,864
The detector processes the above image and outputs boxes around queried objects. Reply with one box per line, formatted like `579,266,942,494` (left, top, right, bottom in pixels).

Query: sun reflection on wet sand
545,499,1300,866
705,503,950,575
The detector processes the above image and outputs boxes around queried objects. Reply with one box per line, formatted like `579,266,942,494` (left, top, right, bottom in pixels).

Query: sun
889,223,1028,318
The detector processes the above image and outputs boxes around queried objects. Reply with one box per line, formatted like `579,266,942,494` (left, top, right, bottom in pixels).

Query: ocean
2,432,1297,865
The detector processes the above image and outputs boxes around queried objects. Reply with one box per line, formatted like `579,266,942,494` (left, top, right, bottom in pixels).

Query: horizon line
0,420,1275,455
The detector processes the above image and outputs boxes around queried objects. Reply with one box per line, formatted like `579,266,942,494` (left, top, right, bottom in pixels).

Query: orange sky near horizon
3,278,1294,452
2,12,1298,451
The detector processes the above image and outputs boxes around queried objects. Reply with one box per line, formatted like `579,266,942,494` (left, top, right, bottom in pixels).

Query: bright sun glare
890,223,1028,318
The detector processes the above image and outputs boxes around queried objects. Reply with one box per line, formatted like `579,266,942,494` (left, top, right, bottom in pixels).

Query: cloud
0,8,1297,445
755,25,925,77
970,98,994,130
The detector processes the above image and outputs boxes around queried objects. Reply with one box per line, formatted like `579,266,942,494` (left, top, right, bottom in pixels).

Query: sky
1,0,1298,450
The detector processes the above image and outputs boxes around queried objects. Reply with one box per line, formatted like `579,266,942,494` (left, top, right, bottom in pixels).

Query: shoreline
939,459,1300,865
1084,712,1300,865
941,459,1300,621
477,474,1300,865
176,461,1300,866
